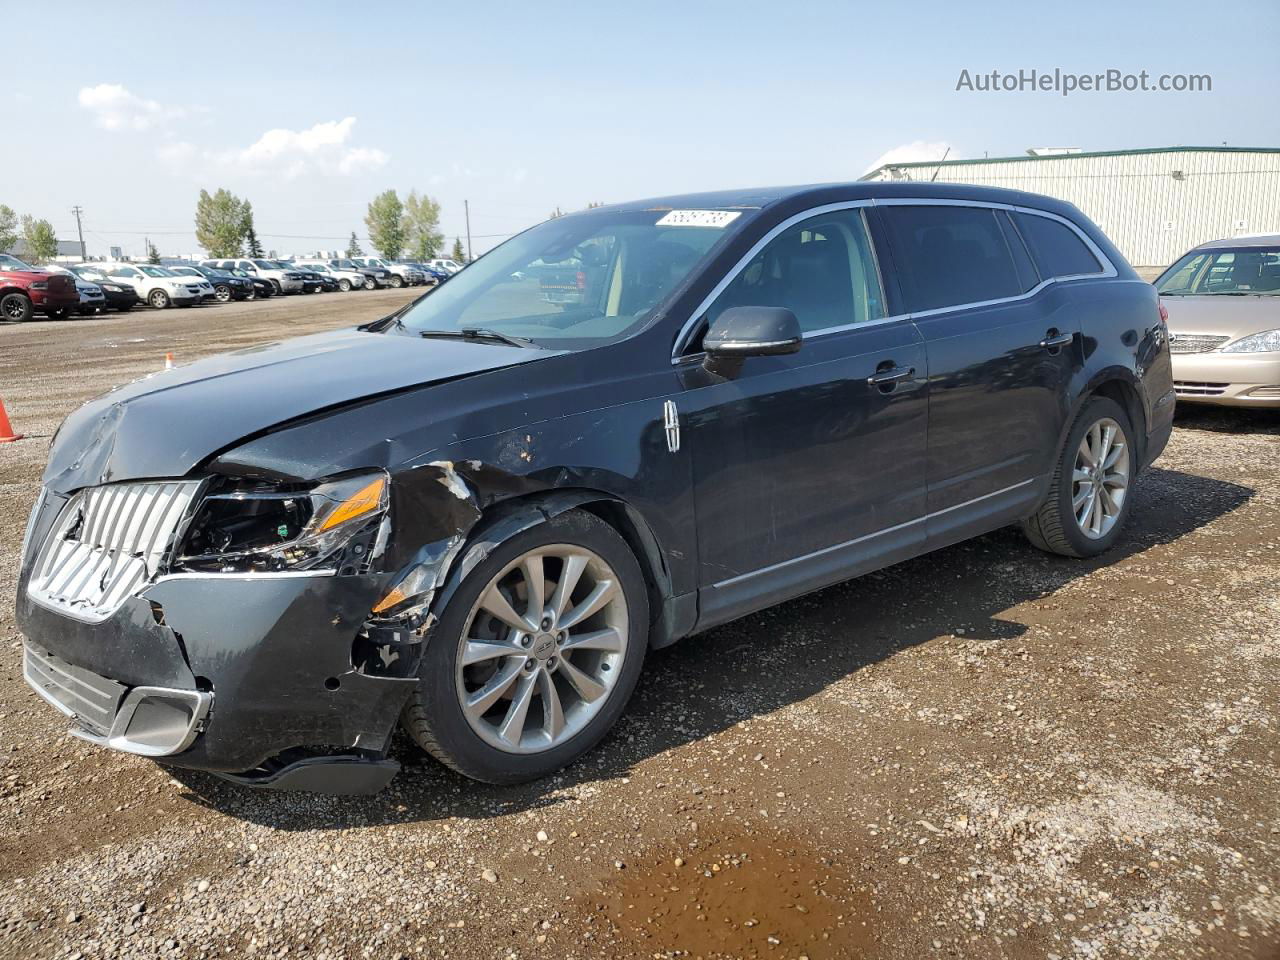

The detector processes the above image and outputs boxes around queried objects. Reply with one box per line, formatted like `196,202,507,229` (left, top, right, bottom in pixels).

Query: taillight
575,271,586,290
1158,301,1169,325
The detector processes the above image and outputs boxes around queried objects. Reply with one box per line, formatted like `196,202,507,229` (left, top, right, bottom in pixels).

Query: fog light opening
324,677,341,691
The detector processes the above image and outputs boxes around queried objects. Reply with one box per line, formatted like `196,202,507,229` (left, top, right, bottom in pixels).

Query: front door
677,206,929,629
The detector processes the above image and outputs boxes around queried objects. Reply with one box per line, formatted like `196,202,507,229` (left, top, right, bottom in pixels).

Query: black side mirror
704,306,802,358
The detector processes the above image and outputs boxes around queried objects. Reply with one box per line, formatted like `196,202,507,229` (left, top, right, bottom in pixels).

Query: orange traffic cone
164,352,174,370
0,397,22,443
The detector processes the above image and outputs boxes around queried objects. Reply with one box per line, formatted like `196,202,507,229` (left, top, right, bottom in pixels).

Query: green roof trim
863,145,1280,180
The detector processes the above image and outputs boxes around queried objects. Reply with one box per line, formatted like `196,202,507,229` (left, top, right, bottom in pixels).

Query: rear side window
1013,212,1103,279
879,205,1024,312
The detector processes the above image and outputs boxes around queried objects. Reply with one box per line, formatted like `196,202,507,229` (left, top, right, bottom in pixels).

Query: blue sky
9,0,1278,259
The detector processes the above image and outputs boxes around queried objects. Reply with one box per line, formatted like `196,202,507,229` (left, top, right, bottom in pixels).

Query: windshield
394,209,738,347
0,253,35,271
141,266,176,277
253,259,276,270
331,259,358,270
171,267,200,276
1157,248,1280,296
305,264,330,273
71,266,108,281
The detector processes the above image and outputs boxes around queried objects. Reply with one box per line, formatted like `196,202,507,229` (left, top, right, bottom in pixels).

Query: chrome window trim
671,197,1117,362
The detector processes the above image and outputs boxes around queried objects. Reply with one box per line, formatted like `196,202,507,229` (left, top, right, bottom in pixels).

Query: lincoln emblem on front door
663,400,680,453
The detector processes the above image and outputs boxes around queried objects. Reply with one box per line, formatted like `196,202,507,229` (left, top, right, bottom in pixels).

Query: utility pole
464,199,472,262
71,205,86,260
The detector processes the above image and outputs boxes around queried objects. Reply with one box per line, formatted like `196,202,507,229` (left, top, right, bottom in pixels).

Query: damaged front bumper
16,567,420,793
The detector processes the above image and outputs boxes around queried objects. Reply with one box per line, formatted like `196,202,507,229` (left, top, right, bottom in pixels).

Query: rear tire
1,293,31,322
1022,396,1136,558
401,509,648,784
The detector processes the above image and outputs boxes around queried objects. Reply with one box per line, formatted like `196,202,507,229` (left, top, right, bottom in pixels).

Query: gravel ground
1,295,1277,960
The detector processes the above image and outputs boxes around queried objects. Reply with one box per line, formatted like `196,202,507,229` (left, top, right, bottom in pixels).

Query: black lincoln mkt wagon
17,182,1174,794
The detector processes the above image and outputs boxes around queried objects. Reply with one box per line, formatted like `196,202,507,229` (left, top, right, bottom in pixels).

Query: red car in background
0,253,80,322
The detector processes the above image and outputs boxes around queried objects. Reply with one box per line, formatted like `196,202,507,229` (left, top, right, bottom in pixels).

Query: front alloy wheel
457,546,629,753
402,509,648,783
214,284,232,302
149,289,170,309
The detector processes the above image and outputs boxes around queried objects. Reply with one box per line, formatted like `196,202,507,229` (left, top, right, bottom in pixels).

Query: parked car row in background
0,250,463,322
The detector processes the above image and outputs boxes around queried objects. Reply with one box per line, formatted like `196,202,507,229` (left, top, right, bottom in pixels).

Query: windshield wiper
418,328,540,348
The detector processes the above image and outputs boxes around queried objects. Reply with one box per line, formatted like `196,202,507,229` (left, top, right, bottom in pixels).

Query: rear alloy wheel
214,284,232,303
1022,396,1135,558
149,289,171,309
402,510,648,784
338,279,351,292
2,293,33,322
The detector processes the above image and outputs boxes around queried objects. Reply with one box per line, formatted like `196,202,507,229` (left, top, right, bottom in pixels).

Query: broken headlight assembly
174,471,390,575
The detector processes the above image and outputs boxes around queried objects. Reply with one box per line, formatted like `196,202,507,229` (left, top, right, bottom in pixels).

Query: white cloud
157,141,196,166
864,140,957,175
224,117,388,177
78,83,184,131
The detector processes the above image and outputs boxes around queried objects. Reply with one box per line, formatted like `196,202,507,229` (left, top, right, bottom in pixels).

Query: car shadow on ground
174,465,1253,830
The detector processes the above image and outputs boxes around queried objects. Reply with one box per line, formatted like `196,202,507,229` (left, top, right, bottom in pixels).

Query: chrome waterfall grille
27,480,203,622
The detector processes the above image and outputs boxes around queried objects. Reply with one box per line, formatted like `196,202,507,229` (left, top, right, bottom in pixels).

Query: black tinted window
1013,212,1103,278
880,206,1022,312
705,209,884,335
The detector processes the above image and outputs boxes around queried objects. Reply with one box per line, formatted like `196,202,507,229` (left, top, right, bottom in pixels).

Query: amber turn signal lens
316,476,387,532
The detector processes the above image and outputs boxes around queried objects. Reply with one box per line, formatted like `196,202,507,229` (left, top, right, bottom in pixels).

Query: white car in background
202,258,305,295
98,262,208,309
295,260,368,291
45,265,106,315
351,257,423,288
427,258,463,275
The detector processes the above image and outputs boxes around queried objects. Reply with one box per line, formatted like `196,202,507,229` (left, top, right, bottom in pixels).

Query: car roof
594,180,1080,216
1191,234,1280,250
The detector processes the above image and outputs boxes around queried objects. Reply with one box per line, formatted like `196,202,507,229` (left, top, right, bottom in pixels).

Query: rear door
875,202,1087,548
678,205,929,628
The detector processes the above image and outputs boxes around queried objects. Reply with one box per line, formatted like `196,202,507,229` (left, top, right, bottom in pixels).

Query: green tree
20,216,58,263
240,200,264,257
450,237,466,264
0,204,17,253
364,190,405,259
346,231,364,257
402,190,444,260
147,240,161,264
195,188,248,258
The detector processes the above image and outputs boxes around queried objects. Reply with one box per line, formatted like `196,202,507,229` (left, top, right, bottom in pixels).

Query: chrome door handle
1040,331,1074,349
867,365,915,386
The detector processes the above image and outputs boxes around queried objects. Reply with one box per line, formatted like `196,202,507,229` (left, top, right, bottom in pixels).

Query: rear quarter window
1013,212,1104,279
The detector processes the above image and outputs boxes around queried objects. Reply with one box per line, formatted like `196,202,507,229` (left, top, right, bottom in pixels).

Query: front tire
1,293,32,322
1022,396,1136,558
338,279,351,292
214,284,232,303
402,509,648,784
389,275,404,289
148,289,171,309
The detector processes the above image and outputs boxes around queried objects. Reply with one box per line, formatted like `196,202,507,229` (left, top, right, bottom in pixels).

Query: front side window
880,205,1024,313
1157,248,1280,296
395,209,739,349
1013,212,1103,279
702,208,884,337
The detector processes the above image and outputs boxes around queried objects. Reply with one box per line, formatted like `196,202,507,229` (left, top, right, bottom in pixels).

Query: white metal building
862,147,1280,275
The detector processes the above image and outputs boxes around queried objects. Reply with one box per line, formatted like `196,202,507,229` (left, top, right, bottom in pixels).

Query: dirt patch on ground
1,297,1277,959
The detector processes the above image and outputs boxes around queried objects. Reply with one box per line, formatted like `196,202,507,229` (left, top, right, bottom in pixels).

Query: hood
1162,294,1279,343
43,327,555,494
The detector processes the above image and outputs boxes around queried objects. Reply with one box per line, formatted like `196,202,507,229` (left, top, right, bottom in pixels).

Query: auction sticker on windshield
655,210,743,228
